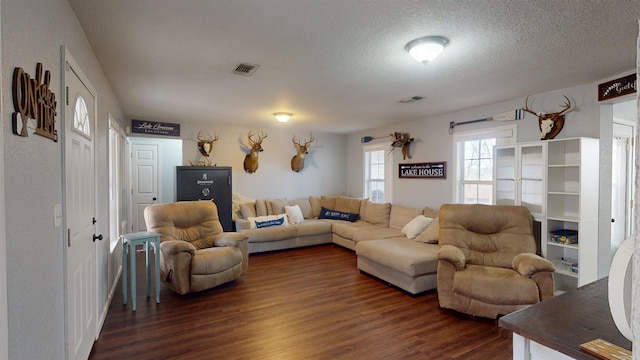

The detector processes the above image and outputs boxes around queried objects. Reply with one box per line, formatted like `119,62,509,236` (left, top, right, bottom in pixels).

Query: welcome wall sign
399,162,447,179
131,119,181,137
598,73,636,102
12,63,58,142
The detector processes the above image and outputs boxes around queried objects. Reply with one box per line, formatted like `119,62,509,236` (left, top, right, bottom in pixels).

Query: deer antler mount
523,95,573,140
197,130,218,157
243,130,267,173
291,133,314,172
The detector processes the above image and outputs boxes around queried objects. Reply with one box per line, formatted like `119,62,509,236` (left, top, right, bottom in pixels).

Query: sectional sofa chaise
234,195,441,294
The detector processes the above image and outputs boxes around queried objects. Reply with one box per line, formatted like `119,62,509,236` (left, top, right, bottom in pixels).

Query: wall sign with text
12,63,58,141
598,73,636,101
131,119,181,136
399,162,446,179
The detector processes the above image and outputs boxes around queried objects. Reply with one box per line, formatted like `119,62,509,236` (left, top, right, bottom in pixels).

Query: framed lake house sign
399,162,446,179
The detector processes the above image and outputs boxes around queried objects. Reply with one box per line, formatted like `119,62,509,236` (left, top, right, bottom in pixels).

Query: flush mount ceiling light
273,112,293,123
405,36,449,64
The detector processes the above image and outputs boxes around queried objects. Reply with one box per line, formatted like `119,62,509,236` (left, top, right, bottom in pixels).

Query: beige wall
2,0,125,358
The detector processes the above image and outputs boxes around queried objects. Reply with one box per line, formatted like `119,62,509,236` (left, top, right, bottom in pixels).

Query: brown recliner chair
144,201,248,295
436,203,555,318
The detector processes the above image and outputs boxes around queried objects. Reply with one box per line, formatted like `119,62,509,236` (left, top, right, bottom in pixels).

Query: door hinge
66,87,69,106
228,175,231,186
67,228,71,247
630,199,634,209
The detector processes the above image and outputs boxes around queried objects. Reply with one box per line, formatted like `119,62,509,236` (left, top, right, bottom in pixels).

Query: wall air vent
398,96,424,104
232,63,260,76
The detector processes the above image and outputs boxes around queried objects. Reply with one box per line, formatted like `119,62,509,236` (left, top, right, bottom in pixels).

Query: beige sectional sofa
234,195,441,294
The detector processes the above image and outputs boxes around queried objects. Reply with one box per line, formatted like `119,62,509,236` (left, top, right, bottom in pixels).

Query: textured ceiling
68,0,640,134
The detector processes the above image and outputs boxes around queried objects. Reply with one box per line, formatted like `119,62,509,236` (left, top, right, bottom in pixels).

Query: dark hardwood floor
90,244,512,360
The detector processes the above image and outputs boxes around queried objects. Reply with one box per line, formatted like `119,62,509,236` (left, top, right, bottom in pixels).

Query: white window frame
452,124,517,204
363,143,392,203
108,115,126,252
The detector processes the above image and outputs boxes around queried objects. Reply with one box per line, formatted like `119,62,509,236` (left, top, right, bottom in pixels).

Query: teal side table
122,231,161,311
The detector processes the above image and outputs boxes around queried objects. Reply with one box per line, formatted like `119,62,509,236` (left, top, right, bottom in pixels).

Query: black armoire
176,166,233,231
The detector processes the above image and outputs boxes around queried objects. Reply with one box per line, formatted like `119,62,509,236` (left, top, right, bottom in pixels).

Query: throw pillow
309,196,322,218
389,205,424,230
289,198,313,219
335,195,364,215
415,216,439,244
320,196,336,210
255,199,269,217
270,198,289,215
401,215,433,239
285,205,305,225
363,200,391,227
247,214,289,229
239,202,256,219
318,207,358,222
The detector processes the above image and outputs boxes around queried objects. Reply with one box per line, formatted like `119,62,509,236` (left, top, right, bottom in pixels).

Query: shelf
548,164,580,168
547,242,578,250
546,215,579,222
552,260,579,278
555,268,579,278
547,191,579,196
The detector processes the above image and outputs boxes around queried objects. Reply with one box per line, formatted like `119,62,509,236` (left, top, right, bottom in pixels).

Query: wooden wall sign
12,63,58,141
598,73,636,101
399,162,446,179
131,119,180,136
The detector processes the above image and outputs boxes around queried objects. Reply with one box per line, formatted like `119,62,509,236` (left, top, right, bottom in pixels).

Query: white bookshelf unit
543,137,599,293
494,137,600,294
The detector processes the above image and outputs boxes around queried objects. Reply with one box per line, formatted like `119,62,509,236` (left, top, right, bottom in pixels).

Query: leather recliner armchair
144,201,248,295
436,203,555,319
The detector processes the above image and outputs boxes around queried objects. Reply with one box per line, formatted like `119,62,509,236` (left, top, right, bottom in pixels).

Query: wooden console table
499,277,631,360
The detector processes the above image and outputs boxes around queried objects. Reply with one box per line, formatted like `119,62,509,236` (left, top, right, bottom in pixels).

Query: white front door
64,50,98,360
131,143,159,232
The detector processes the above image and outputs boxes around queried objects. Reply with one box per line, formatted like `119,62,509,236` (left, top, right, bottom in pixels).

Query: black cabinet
176,166,233,231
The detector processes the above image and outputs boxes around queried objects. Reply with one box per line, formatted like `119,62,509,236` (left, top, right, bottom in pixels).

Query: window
108,115,126,252
461,138,495,204
453,125,516,204
364,144,390,203
73,96,91,138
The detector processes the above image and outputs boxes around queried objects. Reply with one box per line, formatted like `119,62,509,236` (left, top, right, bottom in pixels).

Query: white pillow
247,214,289,229
285,205,304,225
401,215,433,239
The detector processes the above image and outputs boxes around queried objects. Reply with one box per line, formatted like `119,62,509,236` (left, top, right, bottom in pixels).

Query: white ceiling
68,0,640,134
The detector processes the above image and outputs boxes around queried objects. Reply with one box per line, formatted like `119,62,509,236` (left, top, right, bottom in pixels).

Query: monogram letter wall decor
12,63,58,141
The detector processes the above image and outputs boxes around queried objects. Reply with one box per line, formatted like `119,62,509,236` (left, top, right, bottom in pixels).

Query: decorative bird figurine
391,132,414,160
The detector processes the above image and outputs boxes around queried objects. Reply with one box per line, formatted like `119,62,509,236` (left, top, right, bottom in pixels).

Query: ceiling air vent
398,96,424,104
232,63,260,76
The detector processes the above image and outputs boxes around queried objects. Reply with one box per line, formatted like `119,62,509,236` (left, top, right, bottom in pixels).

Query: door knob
611,218,615,223
153,197,157,201
93,234,103,242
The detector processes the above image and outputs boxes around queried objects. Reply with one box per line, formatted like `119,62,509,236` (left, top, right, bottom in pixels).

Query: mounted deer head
243,130,267,173
523,95,573,140
291,133,314,172
197,130,218,157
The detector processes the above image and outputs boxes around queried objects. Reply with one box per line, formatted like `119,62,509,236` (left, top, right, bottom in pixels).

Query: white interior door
64,50,98,360
131,143,159,232
611,123,634,255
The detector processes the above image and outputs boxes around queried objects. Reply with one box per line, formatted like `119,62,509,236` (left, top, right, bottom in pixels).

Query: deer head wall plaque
291,133,314,172
243,130,267,173
523,95,573,140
